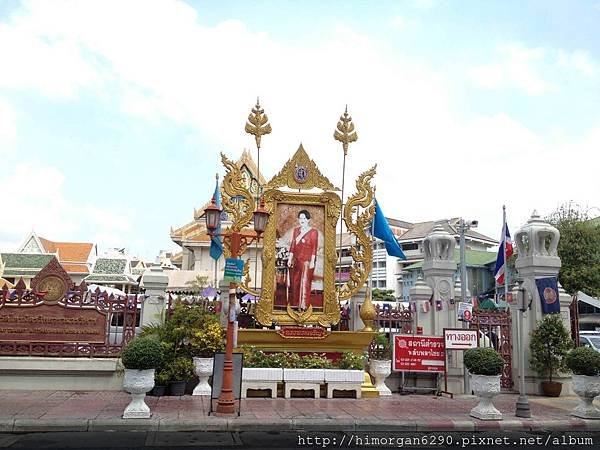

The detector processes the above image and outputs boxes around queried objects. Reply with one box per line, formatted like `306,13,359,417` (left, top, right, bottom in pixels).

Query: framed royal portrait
254,189,341,327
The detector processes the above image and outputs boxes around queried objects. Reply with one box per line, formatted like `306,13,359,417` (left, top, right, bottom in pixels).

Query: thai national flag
494,222,513,284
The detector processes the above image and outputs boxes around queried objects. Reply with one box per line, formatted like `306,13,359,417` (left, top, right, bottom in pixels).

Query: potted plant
151,370,170,397
464,347,504,420
120,337,164,418
368,333,392,396
565,346,600,419
168,356,196,396
529,313,573,396
189,318,225,396
324,351,365,398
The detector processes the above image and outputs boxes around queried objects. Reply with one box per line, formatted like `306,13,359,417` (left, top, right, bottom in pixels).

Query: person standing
287,210,318,309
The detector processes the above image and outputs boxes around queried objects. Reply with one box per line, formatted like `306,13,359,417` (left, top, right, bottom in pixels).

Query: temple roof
0,253,55,276
171,150,265,247
83,257,137,285
16,232,95,274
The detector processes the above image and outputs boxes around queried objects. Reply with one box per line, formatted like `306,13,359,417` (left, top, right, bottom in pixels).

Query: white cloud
0,164,133,251
469,43,555,95
0,98,17,152
0,1,598,256
412,0,436,11
389,16,406,30
557,49,597,77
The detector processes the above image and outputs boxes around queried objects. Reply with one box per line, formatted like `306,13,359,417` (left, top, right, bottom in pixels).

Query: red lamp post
204,195,269,415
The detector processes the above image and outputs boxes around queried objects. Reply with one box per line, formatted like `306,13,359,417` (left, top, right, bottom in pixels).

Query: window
401,243,418,251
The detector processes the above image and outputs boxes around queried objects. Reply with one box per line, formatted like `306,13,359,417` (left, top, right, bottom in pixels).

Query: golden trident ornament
245,98,272,294
333,106,358,295
333,105,358,156
245,98,272,150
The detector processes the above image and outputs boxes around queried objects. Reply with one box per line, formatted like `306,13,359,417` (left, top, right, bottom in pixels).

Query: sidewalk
1,390,599,433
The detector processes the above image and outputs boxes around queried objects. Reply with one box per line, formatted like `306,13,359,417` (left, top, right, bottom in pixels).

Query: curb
0,417,598,433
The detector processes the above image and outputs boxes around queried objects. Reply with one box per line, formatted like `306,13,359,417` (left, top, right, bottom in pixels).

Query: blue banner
535,277,560,314
373,199,406,259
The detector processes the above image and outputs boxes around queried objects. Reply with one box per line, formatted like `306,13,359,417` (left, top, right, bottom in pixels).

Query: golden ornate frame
254,189,341,327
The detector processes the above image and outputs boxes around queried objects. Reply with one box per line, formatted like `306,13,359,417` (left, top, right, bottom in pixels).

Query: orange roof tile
60,263,90,274
39,237,94,263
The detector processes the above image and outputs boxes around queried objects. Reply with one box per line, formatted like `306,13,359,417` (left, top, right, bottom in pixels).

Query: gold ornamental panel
255,189,341,327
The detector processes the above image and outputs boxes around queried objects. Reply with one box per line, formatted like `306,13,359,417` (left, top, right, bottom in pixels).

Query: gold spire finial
245,98,272,150
334,106,358,156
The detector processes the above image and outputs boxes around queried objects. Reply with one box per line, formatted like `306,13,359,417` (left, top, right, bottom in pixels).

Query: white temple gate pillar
512,211,572,395
140,266,169,328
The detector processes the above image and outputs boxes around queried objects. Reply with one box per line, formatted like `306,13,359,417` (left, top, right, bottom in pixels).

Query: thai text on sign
392,334,445,373
223,258,244,283
0,304,107,343
443,328,478,350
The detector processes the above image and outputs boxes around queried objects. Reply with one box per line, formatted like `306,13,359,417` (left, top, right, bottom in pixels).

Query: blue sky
0,0,599,259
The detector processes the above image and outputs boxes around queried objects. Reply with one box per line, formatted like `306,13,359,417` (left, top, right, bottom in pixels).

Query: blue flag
209,180,223,261
535,277,560,314
373,199,406,260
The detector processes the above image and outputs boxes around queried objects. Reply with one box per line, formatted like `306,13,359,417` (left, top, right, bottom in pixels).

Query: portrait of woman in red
287,209,318,309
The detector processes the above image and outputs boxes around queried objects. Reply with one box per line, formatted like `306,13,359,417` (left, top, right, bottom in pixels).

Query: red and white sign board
443,328,478,350
392,334,445,373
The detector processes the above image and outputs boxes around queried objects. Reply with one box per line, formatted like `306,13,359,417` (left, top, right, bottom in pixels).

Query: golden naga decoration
220,152,256,233
244,98,272,150
359,287,376,332
333,106,358,156
336,165,376,301
219,152,257,258
265,144,339,192
240,259,260,297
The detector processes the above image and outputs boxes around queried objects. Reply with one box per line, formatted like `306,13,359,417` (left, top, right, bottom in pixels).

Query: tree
185,275,209,292
547,202,600,297
372,289,396,302
529,313,572,382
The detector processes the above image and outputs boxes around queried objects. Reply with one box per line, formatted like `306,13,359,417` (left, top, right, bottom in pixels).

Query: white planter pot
369,359,392,396
283,368,325,382
193,357,213,396
243,367,283,381
324,369,364,383
242,367,283,398
122,368,155,419
469,373,502,420
571,374,600,419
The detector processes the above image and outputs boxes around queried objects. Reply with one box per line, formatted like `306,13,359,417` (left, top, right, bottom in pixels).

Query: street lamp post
204,196,270,415
515,278,531,418
459,218,478,395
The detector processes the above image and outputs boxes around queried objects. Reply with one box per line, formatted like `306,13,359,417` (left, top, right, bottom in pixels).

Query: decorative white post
422,225,458,335
140,267,169,328
512,211,571,395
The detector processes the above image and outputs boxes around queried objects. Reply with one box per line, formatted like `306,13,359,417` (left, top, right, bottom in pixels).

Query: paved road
0,430,598,450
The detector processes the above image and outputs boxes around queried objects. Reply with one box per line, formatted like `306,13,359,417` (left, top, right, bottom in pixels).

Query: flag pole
503,204,509,306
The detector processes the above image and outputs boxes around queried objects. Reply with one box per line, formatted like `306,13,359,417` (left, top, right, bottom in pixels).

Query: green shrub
464,347,504,376
189,318,225,358
529,313,573,382
121,337,165,370
169,356,196,381
297,353,333,369
565,346,600,376
154,370,170,386
369,333,392,360
336,351,365,370
140,302,222,359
